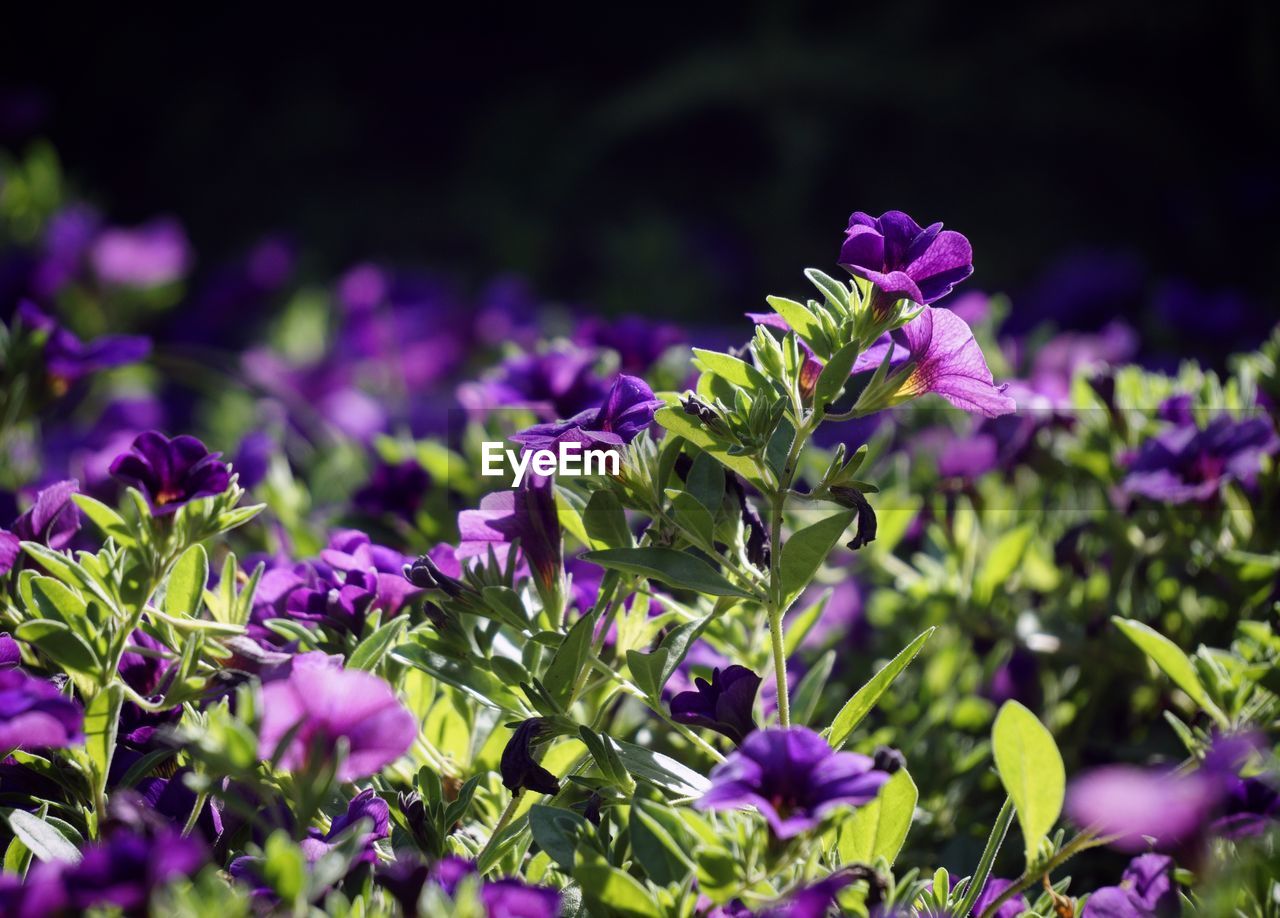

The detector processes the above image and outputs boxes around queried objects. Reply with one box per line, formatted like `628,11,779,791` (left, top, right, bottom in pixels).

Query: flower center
155,488,183,505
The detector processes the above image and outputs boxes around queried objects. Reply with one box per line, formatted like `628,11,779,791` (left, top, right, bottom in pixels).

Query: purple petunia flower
257,655,417,782
0,668,84,752
353,458,431,522
669,665,761,745
17,302,150,390
321,529,421,618
0,478,81,576
89,217,192,288
883,307,1015,418
968,877,1029,918
510,374,662,454
299,788,390,864
457,475,562,599
1084,854,1178,917
1065,765,1219,852
1122,416,1278,504
109,431,233,515
500,718,561,796
0,634,19,669
695,727,890,838
574,315,685,375
458,345,610,423
838,210,974,313
432,856,561,918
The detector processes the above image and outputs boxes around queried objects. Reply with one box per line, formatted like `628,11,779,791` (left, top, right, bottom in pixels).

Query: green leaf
654,407,762,484
542,611,597,708
991,700,1065,864
668,490,715,547
783,589,831,656
686,450,726,513
1112,617,1229,727
70,493,135,547
262,830,306,905
626,614,713,700
615,740,710,797
630,799,696,885
575,859,663,918
83,684,124,821
778,510,855,602
528,804,590,871
791,650,836,726
393,643,528,715
805,268,849,312
973,524,1034,605
826,628,934,748
583,490,633,549
814,340,861,412
347,616,408,672
28,577,87,626
13,619,99,677
5,810,82,864
837,768,918,866
165,544,209,619
764,295,823,344
692,348,771,393
581,548,754,599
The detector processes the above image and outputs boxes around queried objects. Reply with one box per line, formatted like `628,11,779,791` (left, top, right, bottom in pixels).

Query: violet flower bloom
1065,765,1219,852
0,634,19,668
1122,416,1279,504
89,217,192,288
457,475,562,598
17,302,150,390
838,210,974,312
500,718,561,796
458,345,610,423
396,855,560,918
109,431,232,515
574,315,685,374
353,458,431,522
764,873,855,918
299,789,390,864
0,478,81,576
257,655,416,782
669,665,761,745
968,877,1029,918
1083,854,1178,917
0,668,84,752
321,529,421,617
881,307,1016,418
696,727,891,838
510,374,662,453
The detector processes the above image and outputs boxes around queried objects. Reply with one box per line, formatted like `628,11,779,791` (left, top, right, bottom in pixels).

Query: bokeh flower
0,478,81,576
109,431,232,515
510,374,661,453
1083,854,1177,917
0,668,84,752
1122,416,1278,504
89,217,192,288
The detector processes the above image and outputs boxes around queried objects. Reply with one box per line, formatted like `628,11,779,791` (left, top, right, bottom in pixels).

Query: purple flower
458,345,609,422
1122,416,1278,504
320,529,421,618
457,476,562,599
89,217,192,288
231,431,274,490
258,655,417,782
500,718,561,796
669,665,761,745
1065,765,1219,852
299,789,390,864
17,302,150,390
1084,854,1178,917
766,873,855,918
838,210,973,311
0,478,81,576
510,374,662,453
109,431,233,515
969,877,1029,918
0,634,19,669
695,727,890,838
382,855,560,917
0,668,84,752
574,315,685,374
353,458,431,522
982,645,1042,710
885,307,1016,418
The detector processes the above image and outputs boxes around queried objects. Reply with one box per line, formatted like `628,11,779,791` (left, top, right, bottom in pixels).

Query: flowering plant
1,150,1278,917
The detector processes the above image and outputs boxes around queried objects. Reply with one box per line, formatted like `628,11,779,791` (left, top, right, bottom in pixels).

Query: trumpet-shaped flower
885,307,1016,418
109,431,232,515
838,210,973,308
669,665,761,745
510,374,661,453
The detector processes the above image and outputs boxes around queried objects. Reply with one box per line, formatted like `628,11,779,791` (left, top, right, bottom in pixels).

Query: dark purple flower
0,479,81,576
1084,854,1178,917
696,727,890,838
458,345,610,422
500,718,561,796
574,315,685,375
299,788,390,864
1066,765,1219,852
321,529,421,618
764,873,855,918
457,475,562,599
89,217,192,288
258,655,417,781
884,307,1016,418
401,855,560,917
510,374,661,454
969,877,1028,918
231,431,274,490
1122,416,1278,504
353,458,431,522
0,668,84,752
0,634,19,669
109,431,233,515
670,665,761,745
17,302,149,390
838,210,973,311
982,645,1042,710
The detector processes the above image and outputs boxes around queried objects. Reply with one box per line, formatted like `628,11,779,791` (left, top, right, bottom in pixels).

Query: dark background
3,3,1277,329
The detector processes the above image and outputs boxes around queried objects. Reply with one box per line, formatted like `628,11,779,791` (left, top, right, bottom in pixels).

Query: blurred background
3,2,1277,358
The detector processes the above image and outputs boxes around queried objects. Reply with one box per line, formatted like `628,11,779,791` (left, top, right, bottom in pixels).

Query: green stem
955,796,1013,916
477,791,523,865
765,419,810,727
768,609,791,727
182,790,209,838
977,831,1110,918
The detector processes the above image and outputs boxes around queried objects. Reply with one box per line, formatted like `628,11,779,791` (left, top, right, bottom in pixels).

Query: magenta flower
0,668,84,753
510,374,662,453
457,475,562,597
109,431,232,515
0,634,19,669
380,855,560,918
838,210,973,310
969,877,1029,918
89,217,192,288
0,479,81,576
1122,416,1278,504
1065,765,1219,852
258,656,416,781
299,789,390,864
321,529,421,617
1083,855,1177,917
695,727,890,838
353,458,431,522
669,665,761,745
880,307,1016,418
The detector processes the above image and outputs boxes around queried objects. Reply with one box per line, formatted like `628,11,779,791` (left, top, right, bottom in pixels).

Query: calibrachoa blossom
1083,854,1178,917
379,855,560,917
838,210,974,311
0,478,81,576
500,718,561,795
1065,765,1219,852
510,373,661,453
1122,415,1279,503
17,302,150,389
574,314,685,375
89,217,193,288
458,345,610,422
352,457,431,522
321,529,421,617
258,655,416,782
457,475,562,598
696,727,891,838
669,664,761,745
109,431,232,515
966,877,1028,918
0,668,84,752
